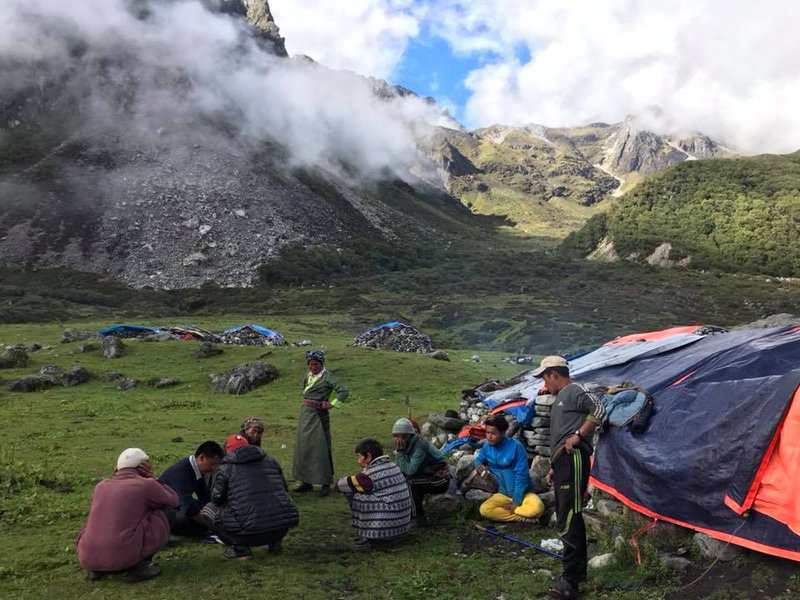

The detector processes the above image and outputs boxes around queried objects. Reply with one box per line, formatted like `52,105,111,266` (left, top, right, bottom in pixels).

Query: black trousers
213,525,288,550
164,506,210,538
552,448,590,589
406,474,450,518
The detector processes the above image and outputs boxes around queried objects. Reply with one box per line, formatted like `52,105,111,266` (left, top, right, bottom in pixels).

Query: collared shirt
303,368,327,393
188,455,202,480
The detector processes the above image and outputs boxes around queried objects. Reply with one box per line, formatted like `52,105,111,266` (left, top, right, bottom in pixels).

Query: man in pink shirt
77,448,178,582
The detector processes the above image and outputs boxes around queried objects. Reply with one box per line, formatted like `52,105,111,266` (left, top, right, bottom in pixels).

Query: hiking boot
222,545,252,560
293,482,313,493
121,562,161,583
86,570,104,582
318,485,331,498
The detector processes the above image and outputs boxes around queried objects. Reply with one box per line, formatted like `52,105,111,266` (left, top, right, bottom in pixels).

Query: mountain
429,120,733,235
559,152,800,277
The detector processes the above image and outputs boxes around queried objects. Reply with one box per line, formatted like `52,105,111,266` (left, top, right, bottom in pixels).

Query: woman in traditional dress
292,350,348,497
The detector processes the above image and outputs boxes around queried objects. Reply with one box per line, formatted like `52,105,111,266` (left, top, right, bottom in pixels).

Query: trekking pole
473,522,564,559
404,394,411,418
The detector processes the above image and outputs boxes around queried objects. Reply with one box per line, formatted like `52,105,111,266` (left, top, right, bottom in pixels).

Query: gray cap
391,417,416,435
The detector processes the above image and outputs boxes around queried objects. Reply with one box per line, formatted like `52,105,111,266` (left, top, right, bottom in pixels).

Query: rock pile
0,346,29,369
61,329,98,344
5,365,90,392
210,361,278,394
353,323,433,353
219,329,283,346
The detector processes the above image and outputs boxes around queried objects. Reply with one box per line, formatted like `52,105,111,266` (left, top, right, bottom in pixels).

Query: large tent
485,324,800,560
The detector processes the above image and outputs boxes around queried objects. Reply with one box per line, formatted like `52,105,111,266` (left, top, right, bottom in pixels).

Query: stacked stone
522,393,555,458
353,324,432,353
218,329,283,346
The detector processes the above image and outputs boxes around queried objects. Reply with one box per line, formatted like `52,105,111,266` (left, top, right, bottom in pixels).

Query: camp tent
486,324,800,561
220,324,285,345
97,324,162,337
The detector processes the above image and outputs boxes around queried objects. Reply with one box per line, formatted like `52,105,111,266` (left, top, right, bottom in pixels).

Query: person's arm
565,387,605,453
334,472,374,494
210,465,230,505
473,444,488,473
511,442,532,506
145,478,179,508
395,445,426,476
328,372,349,407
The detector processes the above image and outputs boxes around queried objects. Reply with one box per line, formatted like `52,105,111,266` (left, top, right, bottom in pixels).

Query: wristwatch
573,430,583,439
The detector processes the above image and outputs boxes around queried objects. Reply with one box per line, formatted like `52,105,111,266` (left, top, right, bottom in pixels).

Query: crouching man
159,440,224,538
335,439,413,547
77,448,178,582
202,439,299,559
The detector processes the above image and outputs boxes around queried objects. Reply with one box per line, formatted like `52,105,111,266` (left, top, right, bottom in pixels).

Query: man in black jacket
205,444,300,559
159,440,224,538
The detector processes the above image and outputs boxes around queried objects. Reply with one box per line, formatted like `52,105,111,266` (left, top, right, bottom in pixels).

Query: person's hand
503,502,518,512
565,434,581,454
394,438,407,451
320,401,332,410
546,469,554,487
137,461,154,478
475,463,487,475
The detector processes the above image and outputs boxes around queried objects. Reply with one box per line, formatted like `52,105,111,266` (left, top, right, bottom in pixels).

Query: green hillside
561,152,800,277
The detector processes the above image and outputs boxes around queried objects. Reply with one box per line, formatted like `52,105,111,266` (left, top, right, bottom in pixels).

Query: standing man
292,350,349,497
534,356,606,600
159,441,224,538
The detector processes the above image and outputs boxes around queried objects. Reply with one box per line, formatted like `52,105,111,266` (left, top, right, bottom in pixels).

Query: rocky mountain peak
201,0,287,56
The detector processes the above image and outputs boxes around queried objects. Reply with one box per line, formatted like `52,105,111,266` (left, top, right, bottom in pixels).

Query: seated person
225,416,264,453
159,440,224,537
392,417,451,522
77,448,178,582
203,439,299,559
334,439,412,546
474,415,544,522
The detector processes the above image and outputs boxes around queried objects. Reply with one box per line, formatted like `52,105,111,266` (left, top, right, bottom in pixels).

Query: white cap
116,448,149,470
531,355,569,377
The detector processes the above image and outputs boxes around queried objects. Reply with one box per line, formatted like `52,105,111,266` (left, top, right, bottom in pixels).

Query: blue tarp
97,324,162,335
364,321,403,333
222,324,285,344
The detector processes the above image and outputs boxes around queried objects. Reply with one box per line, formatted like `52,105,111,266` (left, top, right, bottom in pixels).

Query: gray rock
535,394,557,407
428,412,466,432
40,364,63,376
455,454,476,483
195,342,224,358
140,331,173,342
26,343,41,353
588,553,615,569
531,416,550,428
294,339,312,346
354,323,433,354
6,374,57,392
596,499,624,517
422,493,463,519
537,491,556,512
465,489,492,503
427,350,450,361
148,377,182,389
61,329,97,344
116,377,138,390
0,346,28,369
420,421,439,439
534,445,551,457
102,336,125,358
103,372,124,383
523,431,549,445
693,532,743,561
78,342,97,353
210,361,278,394
657,553,692,571
470,355,481,363
529,455,551,492
61,365,90,387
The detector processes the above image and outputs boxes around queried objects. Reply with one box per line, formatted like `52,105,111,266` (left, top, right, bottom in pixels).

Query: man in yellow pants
474,415,544,522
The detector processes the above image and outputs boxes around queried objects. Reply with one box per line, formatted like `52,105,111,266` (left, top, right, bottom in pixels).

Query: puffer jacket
211,445,299,541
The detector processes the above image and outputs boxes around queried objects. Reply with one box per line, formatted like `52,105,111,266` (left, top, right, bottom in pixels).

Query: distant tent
220,324,285,345
365,321,403,333
486,323,800,561
97,324,162,337
163,326,219,342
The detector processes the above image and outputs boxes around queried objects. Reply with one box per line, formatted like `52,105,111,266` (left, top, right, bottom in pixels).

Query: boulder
427,350,450,361
78,342,97,353
596,498,624,518
116,377,138,390
195,342,224,358
6,374,57,392
0,346,28,369
26,343,41,353
465,489,492,503
529,455,551,492
693,532,743,561
422,493,463,519
657,553,692,571
103,372,124,383
420,421,439,439
530,416,550,428
588,553,615,569
61,365,90,387
148,377,182,389
535,394,557,407
102,336,125,358
61,329,97,344
455,454,476,483
210,361,279,394
428,412,466,432
140,331,173,342
40,365,62,376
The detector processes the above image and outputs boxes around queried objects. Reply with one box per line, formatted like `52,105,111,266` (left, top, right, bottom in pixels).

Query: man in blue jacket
474,415,544,522
159,440,224,537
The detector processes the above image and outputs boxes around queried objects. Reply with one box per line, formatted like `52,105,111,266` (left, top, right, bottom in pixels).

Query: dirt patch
460,522,559,564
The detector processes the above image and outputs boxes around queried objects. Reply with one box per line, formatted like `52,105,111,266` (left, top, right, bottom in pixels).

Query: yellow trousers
479,492,545,522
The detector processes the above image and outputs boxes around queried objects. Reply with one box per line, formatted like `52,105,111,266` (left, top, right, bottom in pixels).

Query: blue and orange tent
486,323,800,561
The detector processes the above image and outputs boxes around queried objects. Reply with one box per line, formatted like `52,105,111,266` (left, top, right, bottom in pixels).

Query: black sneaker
318,485,331,497
293,483,313,493
121,562,161,583
222,545,252,560
86,570,104,582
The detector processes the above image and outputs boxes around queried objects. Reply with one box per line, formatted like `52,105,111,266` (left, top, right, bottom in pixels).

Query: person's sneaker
222,545,252,560
318,485,331,497
86,570,104,582
293,482,313,493
268,540,283,554
121,562,161,583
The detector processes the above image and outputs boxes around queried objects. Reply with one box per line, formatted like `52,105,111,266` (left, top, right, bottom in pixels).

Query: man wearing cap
77,448,178,583
532,356,606,600
392,417,451,523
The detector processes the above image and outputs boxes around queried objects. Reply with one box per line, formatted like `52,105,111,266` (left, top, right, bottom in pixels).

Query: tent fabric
585,325,800,560
603,325,702,346
364,321,403,333
221,324,284,344
97,324,161,335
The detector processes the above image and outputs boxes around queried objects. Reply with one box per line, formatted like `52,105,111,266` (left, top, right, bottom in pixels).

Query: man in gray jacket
534,356,606,600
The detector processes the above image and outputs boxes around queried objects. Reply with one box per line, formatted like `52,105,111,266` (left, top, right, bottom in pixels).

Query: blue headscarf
306,350,325,364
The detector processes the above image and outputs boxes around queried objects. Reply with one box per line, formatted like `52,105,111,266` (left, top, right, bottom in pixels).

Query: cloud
423,0,800,153
269,0,419,79
0,0,452,181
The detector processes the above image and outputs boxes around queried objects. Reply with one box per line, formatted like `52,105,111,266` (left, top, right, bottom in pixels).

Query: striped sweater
336,456,412,540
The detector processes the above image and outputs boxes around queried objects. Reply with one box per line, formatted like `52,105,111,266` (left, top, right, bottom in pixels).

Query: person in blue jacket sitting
474,415,544,522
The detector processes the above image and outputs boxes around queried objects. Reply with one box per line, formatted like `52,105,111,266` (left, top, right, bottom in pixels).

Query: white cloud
270,0,419,79
423,0,800,153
